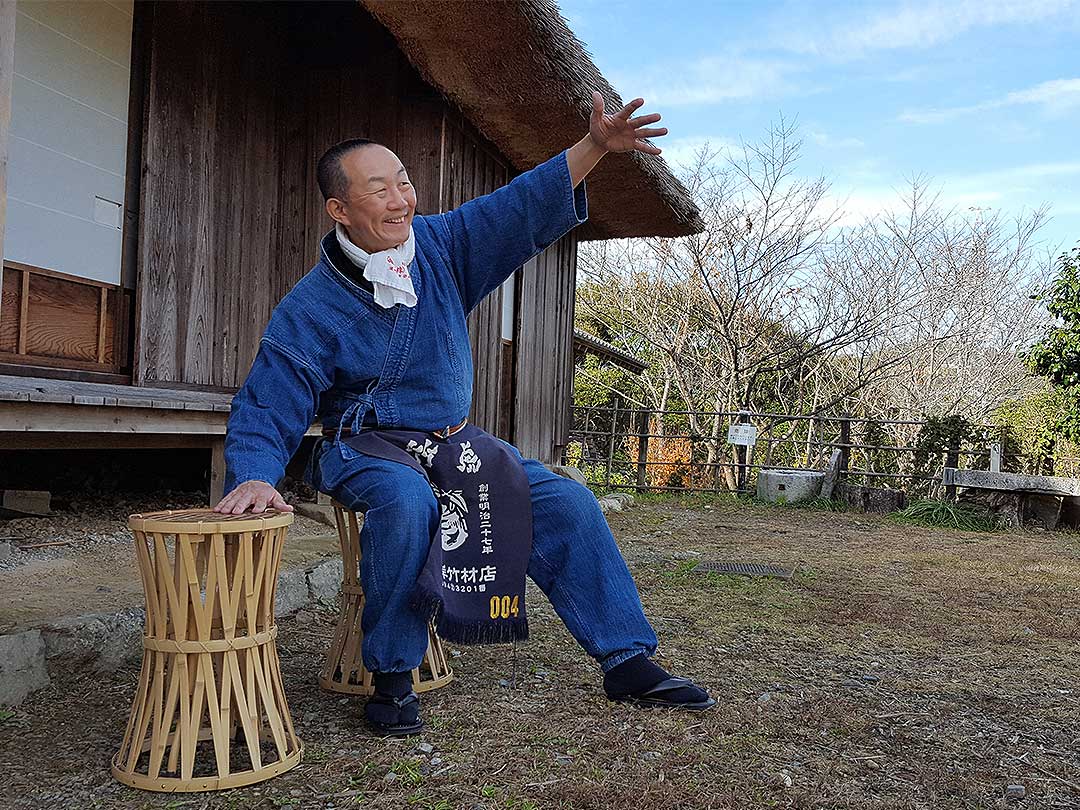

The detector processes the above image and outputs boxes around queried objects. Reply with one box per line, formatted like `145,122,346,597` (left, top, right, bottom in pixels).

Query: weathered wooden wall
514,235,578,464
135,0,577,460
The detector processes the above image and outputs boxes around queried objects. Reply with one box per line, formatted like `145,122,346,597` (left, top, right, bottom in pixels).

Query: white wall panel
5,0,132,284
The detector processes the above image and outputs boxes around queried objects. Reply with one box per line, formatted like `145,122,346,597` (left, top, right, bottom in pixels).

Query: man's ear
325,198,349,226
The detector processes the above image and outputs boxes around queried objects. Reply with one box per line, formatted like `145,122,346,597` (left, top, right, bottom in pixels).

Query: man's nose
387,188,409,209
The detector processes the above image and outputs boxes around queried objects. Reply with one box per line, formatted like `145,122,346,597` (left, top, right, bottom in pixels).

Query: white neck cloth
335,222,417,309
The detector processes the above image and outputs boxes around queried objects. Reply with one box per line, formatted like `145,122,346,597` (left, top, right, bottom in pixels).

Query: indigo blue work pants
312,441,659,675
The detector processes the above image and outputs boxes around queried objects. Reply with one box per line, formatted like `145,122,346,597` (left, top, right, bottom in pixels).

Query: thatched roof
359,0,703,240
573,329,647,374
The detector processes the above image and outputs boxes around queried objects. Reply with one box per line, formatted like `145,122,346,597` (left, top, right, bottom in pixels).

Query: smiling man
216,92,714,735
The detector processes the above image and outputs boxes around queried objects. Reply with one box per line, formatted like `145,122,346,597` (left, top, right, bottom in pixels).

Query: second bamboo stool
319,500,453,695
113,510,303,792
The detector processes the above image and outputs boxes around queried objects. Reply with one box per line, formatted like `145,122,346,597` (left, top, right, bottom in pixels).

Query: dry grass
2,495,1079,809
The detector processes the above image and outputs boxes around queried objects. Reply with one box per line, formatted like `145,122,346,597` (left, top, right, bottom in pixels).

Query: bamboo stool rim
320,498,453,695
128,508,294,534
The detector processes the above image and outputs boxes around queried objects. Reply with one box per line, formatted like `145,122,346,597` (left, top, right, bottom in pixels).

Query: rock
2,489,51,516
294,610,315,626
39,610,143,674
0,541,11,560
383,772,398,784
293,502,337,528
275,568,310,617
549,465,588,486
779,771,793,788
757,692,772,704
861,674,880,683
430,757,442,766
417,742,434,755
0,630,50,705
820,449,842,500
450,649,462,658
498,679,510,688
307,558,345,602
642,751,661,762
838,483,907,514
1005,784,1026,800
555,755,573,766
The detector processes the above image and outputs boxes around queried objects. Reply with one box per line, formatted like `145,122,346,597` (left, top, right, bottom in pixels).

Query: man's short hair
316,138,381,202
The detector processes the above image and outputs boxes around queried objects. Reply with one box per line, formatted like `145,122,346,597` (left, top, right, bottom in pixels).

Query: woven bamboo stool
319,500,453,695
112,510,303,792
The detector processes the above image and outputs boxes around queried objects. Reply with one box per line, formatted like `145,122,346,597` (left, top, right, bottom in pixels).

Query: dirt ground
0,493,336,632
2,495,1079,810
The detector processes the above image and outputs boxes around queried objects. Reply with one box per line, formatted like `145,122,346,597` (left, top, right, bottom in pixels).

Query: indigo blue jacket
223,151,588,494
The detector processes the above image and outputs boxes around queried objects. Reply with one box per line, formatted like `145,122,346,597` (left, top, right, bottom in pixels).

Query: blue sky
560,0,1079,252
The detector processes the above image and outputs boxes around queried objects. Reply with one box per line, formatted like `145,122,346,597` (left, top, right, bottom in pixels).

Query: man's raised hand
588,91,667,156
213,479,294,515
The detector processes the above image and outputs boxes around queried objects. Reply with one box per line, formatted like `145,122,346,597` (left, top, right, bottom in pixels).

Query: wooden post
944,433,961,501
735,409,751,493
209,438,226,505
838,415,851,481
635,408,650,492
605,396,620,488
990,441,1002,473
0,0,14,269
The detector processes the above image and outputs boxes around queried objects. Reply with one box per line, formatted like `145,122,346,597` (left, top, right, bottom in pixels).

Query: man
215,91,714,735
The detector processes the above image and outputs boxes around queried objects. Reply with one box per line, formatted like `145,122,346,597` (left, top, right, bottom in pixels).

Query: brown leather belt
324,417,468,440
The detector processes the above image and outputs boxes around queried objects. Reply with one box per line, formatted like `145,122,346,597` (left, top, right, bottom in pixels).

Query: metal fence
564,405,1074,495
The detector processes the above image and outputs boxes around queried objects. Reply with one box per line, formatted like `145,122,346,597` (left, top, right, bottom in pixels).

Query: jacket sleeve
223,335,332,495
428,149,588,313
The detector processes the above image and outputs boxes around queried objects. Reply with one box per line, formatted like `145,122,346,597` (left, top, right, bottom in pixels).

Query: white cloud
781,0,1077,60
807,129,865,149
612,53,802,107
657,135,738,172
900,78,1080,123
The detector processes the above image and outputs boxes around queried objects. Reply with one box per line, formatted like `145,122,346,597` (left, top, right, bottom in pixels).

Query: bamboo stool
319,500,453,695
112,510,303,792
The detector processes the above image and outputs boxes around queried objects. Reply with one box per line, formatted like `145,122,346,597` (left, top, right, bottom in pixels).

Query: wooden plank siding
513,234,578,464
131,0,577,463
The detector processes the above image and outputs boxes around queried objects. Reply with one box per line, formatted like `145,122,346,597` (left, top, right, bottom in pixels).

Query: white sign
727,424,758,446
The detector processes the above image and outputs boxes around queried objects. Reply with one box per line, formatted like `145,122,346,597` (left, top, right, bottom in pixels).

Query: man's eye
400,181,412,188
376,189,388,198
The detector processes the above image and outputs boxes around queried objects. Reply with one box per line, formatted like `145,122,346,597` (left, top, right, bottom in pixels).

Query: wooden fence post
944,433,961,501
838,415,851,481
605,396,620,488
636,408,650,492
736,409,751,492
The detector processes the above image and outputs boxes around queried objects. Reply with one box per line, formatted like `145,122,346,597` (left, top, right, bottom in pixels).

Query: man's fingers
634,126,668,139
635,139,662,155
591,90,604,116
616,98,644,121
270,492,294,512
252,495,269,514
628,112,662,128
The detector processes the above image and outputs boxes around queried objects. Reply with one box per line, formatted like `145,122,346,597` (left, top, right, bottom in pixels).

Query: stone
307,558,345,602
642,751,661,762
1005,784,1026,800
429,757,442,766
1,489,51,516
294,610,315,626
293,502,337,529
757,692,772,704
39,610,144,674
417,742,434,755
1024,494,1063,530
498,679,510,688
837,483,906,514
0,630,50,705
821,449,842,500
549,465,588,486
757,469,824,504
861,674,880,683
275,567,310,617
0,541,11,560
383,772,398,783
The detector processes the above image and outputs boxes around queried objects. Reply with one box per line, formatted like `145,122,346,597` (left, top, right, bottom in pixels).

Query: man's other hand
213,480,294,515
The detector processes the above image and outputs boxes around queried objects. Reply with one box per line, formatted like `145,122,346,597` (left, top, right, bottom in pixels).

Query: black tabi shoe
364,690,424,737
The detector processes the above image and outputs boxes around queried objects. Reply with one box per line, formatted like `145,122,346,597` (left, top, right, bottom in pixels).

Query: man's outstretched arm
431,90,667,313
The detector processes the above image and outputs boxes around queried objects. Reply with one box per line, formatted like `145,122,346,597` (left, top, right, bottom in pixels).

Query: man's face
330,145,417,252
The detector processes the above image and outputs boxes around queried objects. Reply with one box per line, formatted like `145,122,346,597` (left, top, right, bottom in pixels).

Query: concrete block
275,567,310,617
294,502,336,528
307,558,344,602
838,484,907,514
39,610,144,674
0,630,50,706
2,489,51,515
757,469,824,504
